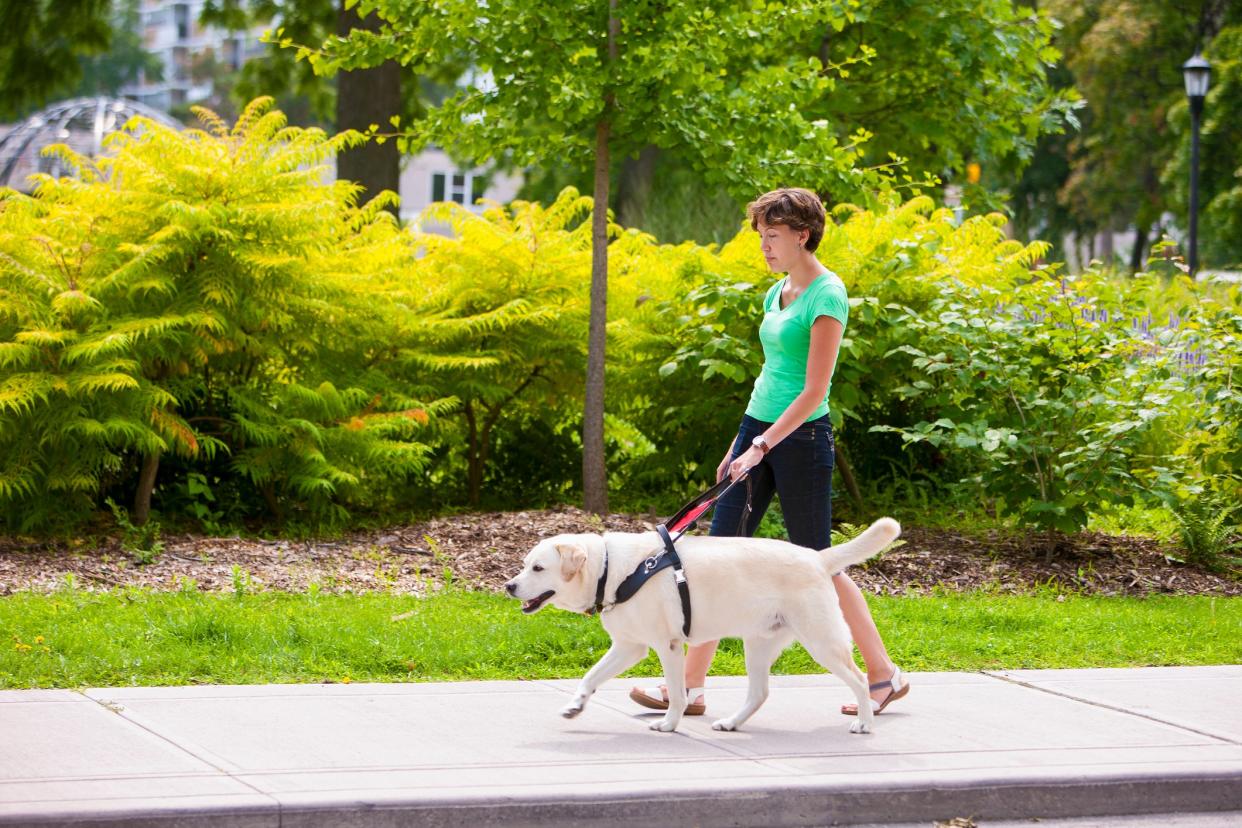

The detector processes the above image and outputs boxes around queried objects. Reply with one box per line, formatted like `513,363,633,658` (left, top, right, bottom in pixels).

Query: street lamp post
1182,52,1211,276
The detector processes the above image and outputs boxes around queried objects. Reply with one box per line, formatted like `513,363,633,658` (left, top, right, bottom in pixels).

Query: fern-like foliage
0,98,448,531
1167,488,1242,573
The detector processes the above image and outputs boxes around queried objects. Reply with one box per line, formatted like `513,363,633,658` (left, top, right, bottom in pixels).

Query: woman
630,187,908,718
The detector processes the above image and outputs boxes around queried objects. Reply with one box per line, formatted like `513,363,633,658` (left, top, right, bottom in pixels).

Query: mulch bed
0,506,1236,597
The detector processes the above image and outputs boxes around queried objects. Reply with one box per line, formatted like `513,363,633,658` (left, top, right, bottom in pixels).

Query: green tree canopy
461,0,1079,243
815,0,1080,186
1039,0,1240,268
0,0,114,119
71,0,164,99
301,0,902,202
1163,22,1242,267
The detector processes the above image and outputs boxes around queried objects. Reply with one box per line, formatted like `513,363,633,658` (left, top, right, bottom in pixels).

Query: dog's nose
504,580,516,595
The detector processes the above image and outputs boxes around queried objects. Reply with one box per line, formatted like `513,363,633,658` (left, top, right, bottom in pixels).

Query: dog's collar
586,548,609,616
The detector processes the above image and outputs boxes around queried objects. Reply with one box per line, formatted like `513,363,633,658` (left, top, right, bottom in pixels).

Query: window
431,170,486,207
174,4,190,40
172,47,189,82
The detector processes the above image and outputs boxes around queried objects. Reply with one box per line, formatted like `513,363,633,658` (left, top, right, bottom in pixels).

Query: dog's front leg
561,640,648,719
651,639,687,732
712,634,787,732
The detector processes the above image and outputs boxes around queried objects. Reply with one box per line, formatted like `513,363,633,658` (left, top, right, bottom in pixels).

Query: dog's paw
849,719,872,734
560,702,584,719
649,718,679,733
711,718,738,732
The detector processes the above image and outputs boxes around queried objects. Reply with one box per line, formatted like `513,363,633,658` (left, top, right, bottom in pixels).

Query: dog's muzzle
520,590,555,613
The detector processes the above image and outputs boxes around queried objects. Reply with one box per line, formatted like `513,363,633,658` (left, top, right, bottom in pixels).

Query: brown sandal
629,685,707,716
841,666,909,716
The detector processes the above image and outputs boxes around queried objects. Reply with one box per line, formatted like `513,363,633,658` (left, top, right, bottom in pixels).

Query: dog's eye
532,564,544,572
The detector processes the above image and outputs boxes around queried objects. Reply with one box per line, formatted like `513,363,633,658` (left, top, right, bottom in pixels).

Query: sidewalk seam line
75,689,285,820
979,671,1241,746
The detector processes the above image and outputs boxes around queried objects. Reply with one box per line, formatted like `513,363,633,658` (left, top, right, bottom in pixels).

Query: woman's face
757,221,807,273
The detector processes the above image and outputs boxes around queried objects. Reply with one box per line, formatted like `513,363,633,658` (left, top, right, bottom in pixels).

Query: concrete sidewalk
2,666,1240,827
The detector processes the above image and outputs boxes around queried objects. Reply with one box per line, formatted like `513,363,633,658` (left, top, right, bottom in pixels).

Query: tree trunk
336,1,401,214
464,401,482,506
261,482,281,522
616,144,659,229
583,119,611,515
1098,225,1114,264
133,449,161,526
1130,222,1149,272
583,3,618,515
464,370,543,507
833,441,863,513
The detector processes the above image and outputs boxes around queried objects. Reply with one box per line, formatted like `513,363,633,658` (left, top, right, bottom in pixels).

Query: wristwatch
752,435,771,455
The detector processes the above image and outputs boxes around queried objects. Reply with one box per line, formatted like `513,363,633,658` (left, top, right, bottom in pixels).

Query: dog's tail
818,517,902,573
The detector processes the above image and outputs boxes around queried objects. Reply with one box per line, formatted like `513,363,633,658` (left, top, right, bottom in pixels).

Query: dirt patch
0,507,1236,597
865,526,1238,596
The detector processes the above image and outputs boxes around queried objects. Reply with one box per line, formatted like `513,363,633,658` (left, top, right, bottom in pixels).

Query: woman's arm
727,315,843,479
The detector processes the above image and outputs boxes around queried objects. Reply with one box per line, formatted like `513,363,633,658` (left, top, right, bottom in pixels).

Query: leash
664,468,755,541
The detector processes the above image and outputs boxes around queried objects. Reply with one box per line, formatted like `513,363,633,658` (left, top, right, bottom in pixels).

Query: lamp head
1182,52,1211,100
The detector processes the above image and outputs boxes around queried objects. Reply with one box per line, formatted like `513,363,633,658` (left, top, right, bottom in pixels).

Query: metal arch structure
0,96,183,190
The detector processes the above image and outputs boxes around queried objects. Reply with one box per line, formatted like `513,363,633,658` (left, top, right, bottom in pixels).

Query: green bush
614,197,1242,532
3,99,1239,536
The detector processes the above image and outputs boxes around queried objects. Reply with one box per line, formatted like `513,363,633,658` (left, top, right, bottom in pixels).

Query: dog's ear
556,543,587,580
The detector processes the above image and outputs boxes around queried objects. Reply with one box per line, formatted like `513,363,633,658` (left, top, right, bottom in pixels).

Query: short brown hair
746,188,826,252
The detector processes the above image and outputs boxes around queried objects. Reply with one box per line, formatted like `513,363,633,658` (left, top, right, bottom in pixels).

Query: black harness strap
589,550,608,615
660,525,692,638
612,525,692,637
588,469,760,632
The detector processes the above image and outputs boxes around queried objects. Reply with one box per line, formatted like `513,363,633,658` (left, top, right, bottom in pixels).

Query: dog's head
504,533,602,614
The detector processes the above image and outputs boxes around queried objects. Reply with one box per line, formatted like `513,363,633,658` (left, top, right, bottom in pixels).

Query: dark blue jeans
708,413,835,549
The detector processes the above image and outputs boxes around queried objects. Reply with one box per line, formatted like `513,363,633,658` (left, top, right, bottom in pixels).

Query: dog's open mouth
522,590,556,613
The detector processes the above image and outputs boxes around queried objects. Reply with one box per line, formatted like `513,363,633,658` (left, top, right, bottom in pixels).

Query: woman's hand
716,451,733,483
728,445,765,481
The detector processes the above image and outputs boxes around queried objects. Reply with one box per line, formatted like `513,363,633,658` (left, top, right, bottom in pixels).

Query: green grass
3,587,1238,689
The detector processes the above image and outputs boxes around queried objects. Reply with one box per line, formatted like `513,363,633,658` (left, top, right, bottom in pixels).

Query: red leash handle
663,467,754,538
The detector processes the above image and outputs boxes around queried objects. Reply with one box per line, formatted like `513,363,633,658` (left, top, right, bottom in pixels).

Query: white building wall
396,148,524,222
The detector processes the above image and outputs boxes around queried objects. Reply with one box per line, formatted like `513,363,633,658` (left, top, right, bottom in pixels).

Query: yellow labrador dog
504,517,900,734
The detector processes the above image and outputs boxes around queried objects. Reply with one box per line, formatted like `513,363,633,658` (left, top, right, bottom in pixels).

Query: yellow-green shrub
0,99,445,531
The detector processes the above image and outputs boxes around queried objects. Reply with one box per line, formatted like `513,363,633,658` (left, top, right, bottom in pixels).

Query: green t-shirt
744,272,849,423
